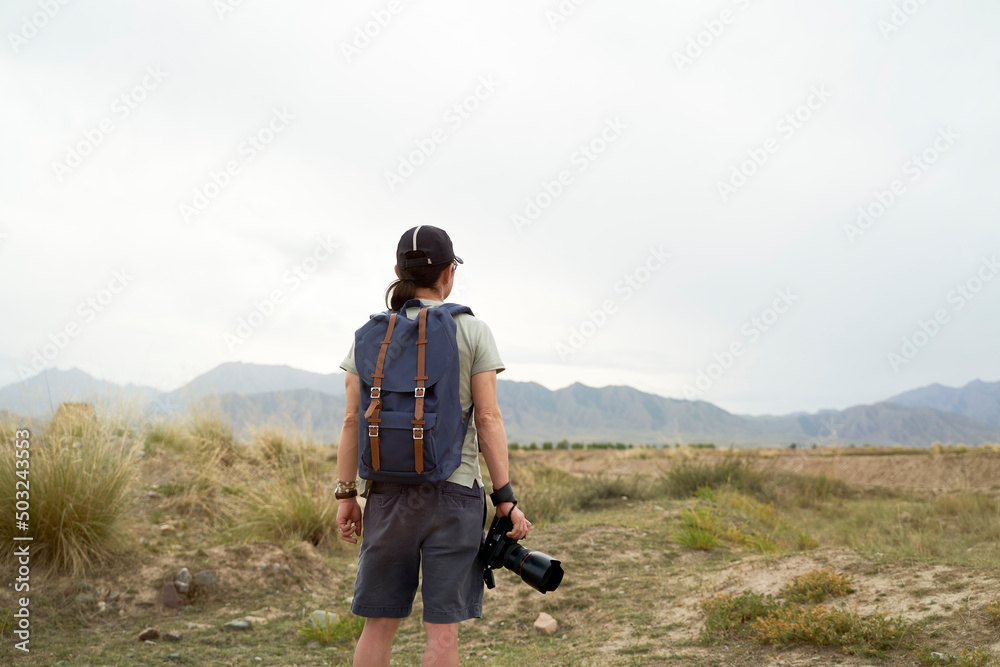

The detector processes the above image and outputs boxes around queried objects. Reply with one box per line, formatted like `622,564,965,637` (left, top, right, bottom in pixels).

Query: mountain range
2,363,999,448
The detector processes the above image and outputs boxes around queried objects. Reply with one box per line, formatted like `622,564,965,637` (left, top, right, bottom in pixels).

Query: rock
281,565,291,574
143,640,157,646
163,631,182,642
97,601,108,613
185,622,214,630
307,610,339,630
193,570,219,590
306,641,321,650
75,593,95,604
272,564,281,574
533,612,558,635
162,582,182,609
146,490,163,499
166,652,181,661
109,591,121,601
77,582,94,591
223,619,252,632
138,627,160,641
174,568,192,594
135,600,156,608
900,512,914,523
158,523,174,532
96,585,110,598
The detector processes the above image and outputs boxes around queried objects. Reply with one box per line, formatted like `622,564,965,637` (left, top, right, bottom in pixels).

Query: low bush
662,454,768,499
780,569,855,603
985,597,1000,625
297,610,365,647
700,591,781,638
750,604,912,657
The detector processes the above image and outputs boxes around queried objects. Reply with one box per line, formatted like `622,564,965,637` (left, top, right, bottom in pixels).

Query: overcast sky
1,0,998,416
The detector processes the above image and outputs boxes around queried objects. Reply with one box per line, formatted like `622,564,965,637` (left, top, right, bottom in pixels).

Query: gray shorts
351,480,486,624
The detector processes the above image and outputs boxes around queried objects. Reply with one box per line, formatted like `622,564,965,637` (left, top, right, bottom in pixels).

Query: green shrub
663,454,768,499
700,591,780,638
676,507,722,550
750,604,911,657
780,569,855,603
297,610,364,646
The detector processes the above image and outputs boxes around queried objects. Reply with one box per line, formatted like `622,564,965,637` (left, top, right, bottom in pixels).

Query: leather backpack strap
365,313,397,471
411,307,429,474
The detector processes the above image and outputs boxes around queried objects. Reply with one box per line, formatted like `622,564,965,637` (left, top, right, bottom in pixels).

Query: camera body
479,514,563,594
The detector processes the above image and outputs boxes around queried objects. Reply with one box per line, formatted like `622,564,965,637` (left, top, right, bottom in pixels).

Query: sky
1,0,998,416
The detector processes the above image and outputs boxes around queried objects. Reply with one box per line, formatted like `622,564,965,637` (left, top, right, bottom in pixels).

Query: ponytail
384,256,451,311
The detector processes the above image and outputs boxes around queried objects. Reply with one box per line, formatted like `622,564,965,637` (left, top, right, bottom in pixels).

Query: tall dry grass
0,409,138,576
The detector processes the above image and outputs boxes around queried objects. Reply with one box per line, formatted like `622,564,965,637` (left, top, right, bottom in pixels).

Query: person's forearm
476,409,510,488
337,414,359,483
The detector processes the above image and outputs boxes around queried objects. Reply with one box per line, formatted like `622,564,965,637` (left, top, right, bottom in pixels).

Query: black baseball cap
396,225,464,269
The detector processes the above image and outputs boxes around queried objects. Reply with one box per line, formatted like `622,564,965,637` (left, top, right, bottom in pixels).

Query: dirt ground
7,448,1000,666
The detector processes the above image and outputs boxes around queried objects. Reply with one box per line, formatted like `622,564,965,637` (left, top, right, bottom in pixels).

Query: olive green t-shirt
340,300,505,494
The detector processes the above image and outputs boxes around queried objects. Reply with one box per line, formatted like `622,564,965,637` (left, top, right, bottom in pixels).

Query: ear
441,264,455,298
394,265,400,279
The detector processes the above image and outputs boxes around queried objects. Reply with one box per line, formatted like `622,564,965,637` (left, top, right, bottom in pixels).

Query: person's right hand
497,503,531,540
337,498,363,544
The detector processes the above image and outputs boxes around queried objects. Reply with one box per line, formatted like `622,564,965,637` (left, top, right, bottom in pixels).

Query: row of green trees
508,440,717,451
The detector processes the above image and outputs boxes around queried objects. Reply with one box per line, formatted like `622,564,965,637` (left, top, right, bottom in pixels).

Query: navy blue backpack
354,300,473,483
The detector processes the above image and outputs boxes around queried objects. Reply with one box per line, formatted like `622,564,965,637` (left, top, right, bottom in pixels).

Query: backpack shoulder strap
442,302,474,317
363,312,398,471
411,307,430,474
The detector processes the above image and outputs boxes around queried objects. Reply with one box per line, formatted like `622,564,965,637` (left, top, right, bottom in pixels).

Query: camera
479,514,564,594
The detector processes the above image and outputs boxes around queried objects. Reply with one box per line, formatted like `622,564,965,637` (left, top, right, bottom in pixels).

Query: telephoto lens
480,514,564,594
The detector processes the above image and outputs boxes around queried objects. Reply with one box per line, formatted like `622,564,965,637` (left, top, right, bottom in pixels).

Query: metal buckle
370,387,380,399
368,425,379,437
414,387,425,398
412,427,423,440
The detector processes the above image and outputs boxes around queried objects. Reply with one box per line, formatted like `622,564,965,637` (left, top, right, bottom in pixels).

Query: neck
413,288,445,302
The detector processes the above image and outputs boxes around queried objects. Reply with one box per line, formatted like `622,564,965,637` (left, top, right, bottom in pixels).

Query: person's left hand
496,502,531,540
337,498,363,544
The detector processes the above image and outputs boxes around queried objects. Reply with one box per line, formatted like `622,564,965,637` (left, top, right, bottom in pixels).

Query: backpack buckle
414,387,425,398
412,427,423,440
368,425,379,437
370,387,381,399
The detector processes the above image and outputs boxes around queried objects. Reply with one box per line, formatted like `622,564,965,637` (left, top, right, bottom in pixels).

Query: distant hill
4,365,1000,447
496,381,774,444
164,362,345,405
0,368,158,417
786,401,1000,447
886,380,1000,426
495,383,1000,448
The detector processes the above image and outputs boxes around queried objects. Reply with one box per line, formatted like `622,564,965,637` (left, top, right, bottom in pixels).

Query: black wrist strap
489,482,517,508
